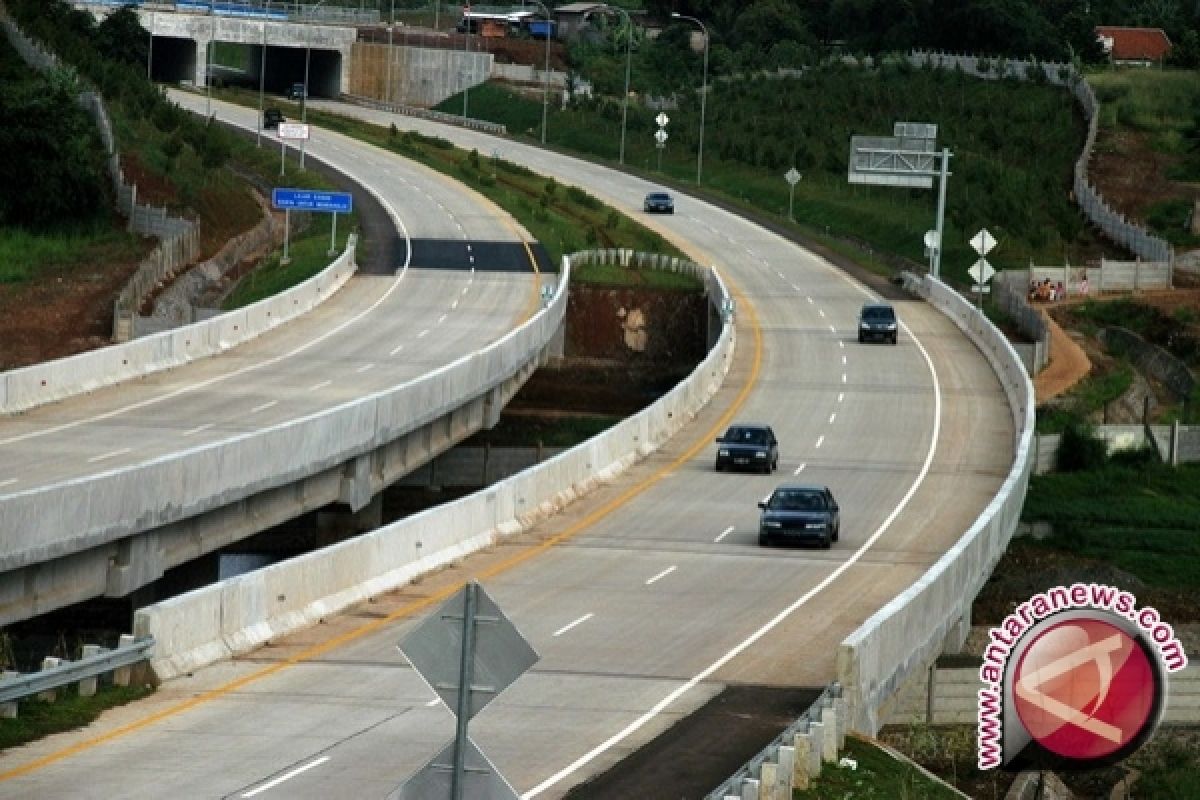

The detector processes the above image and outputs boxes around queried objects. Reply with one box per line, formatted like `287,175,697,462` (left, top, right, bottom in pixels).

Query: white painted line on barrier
553,614,594,637
417,329,430,339
713,525,735,543
88,448,131,464
241,756,331,798
815,435,825,449
645,566,677,585
793,463,806,475
182,423,214,437
309,380,332,391
251,401,278,414
356,364,375,374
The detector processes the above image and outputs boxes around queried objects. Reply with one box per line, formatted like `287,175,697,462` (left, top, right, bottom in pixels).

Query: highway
0,97,1015,798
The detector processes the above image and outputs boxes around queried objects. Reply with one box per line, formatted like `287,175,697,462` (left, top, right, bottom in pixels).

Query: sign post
276,122,311,177
968,228,998,308
271,188,354,262
785,167,802,221
654,112,669,172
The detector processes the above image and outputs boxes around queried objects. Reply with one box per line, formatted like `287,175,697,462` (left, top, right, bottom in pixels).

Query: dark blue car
643,191,674,214
758,484,840,548
715,424,778,473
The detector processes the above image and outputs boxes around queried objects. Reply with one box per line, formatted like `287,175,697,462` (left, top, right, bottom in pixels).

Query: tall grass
0,227,145,284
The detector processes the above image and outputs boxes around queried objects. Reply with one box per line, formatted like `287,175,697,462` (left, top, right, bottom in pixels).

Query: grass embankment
438,63,1099,286
795,733,968,799
0,684,153,751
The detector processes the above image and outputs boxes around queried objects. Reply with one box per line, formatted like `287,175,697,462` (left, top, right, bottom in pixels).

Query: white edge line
87,448,131,464
242,756,331,798
309,380,332,391
523,316,943,800
553,613,594,638
713,525,735,543
182,423,215,437
645,566,677,585
251,400,278,414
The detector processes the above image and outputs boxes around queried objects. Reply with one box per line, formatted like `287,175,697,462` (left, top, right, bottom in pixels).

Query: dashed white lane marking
842,374,848,384
828,324,836,333
842,355,848,366
251,400,278,414
417,329,430,339
839,341,845,349
469,255,475,264
0,478,18,488
837,392,845,403
791,283,802,292
451,299,459,310
815,435,825,449
356,364,375,373
182,423,215,437
793,463,807,475
828,412,837,425
309,380,332,391
645,566,677,585
553,613,594,637
461,286,470,295
88,448,131,464
241,756,331,798
818,309,826,318
806,296,813,304
713,525,735,543
438,314,448,324
390,343,405,356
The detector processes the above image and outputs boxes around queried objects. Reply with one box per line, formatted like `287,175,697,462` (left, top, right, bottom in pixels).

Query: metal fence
0,636,154,711
909,50,1174,266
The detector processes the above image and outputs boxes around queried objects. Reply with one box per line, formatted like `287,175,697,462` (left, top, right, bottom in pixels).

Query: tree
96,6,149,69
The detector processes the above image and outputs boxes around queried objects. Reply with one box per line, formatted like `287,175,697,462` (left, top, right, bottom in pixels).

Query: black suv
858,302,898,344
263,107,285,130
643,191,674,214
758,484,840,548
715,424,779,473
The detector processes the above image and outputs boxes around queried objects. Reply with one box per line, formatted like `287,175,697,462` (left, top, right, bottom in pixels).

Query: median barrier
136,251,734,679
1,239,357,415
836,274,1035,734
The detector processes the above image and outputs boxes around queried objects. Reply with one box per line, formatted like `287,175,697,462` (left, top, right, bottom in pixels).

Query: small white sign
278,122,311,140
968,257,995,285
785,167,802,185
654,129,668,144
970,228,997,256
655,112,669,128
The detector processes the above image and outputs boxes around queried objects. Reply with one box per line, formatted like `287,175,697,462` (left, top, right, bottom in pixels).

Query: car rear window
729,428,766,445
771,491,824,511
862,306,895,321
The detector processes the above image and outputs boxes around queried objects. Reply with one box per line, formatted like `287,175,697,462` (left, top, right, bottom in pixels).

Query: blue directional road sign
271,188,353,213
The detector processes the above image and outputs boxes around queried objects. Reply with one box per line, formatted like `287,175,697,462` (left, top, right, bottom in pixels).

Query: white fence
910,50,1174,266
133,250,733,679
836,274,1035,734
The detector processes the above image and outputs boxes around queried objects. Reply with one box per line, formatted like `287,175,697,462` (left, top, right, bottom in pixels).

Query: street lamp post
532,0,552,144
147,12,153,81
671,12,708,185
257,19,266,146
205,11,215,116
607,5,633,164
385,1,394,106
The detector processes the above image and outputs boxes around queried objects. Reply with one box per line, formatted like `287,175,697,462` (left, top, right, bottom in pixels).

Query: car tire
832,524,839,543
715,461,723,472
858,333,865,343
891,334,898,345
758,533,769,546
821,533,832,549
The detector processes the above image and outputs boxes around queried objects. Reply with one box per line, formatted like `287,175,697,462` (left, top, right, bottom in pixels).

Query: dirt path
1034,309,1092,403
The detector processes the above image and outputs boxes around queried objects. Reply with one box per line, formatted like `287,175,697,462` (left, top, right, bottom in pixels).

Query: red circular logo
1013,618,1157,761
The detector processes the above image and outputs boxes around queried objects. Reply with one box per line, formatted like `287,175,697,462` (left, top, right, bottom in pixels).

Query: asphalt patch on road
563,684,822,799
405,238,555,273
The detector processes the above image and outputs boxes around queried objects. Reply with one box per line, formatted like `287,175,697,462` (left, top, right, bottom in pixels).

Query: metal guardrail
706,682,842,799
0,637,155,704
340,92,508,135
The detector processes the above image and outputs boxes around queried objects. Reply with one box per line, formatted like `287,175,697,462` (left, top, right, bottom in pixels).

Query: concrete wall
836,274,1035,735
349,42,494,109
1,239,356,414
134,251,733,679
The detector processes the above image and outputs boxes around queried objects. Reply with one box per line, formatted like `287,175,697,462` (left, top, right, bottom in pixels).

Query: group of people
1028,273,1089,303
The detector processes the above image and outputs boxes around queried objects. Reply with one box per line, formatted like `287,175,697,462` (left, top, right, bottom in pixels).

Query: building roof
554,2,606,14
1095,26,1172,61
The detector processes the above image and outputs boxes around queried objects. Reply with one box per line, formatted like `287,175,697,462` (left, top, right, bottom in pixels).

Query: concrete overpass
80,3,357,98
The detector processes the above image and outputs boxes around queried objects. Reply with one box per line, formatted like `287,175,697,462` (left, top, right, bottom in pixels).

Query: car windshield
862,306,895,321
648,193,669,201
770,491,825,512
728,428,767,445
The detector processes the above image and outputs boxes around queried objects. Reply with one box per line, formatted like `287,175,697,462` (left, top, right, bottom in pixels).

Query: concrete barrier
136,251,733,679
1,238,357,415
836,274,1035,735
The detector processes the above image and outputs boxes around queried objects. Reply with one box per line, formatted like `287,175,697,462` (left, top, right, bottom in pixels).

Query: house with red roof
1095,26,1173,65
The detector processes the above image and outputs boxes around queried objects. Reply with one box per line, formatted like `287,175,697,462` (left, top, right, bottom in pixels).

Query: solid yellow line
0,263,761,783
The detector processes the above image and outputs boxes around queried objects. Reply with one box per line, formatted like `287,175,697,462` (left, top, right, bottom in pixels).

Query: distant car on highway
715,423,778,473
287,82,307,101
858,302,898,344
263,107,284,129
643,191,674,214
758,484,840,548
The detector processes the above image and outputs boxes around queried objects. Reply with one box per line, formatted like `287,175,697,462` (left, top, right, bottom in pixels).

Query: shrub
1056,418,1108,472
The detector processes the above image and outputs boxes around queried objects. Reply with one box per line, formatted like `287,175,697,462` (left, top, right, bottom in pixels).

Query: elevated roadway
0,100,1016,797
0,92,551,624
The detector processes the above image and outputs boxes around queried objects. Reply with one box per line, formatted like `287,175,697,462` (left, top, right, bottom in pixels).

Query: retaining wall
134,252,733,679
0,238,356,414
836,274,1035,734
